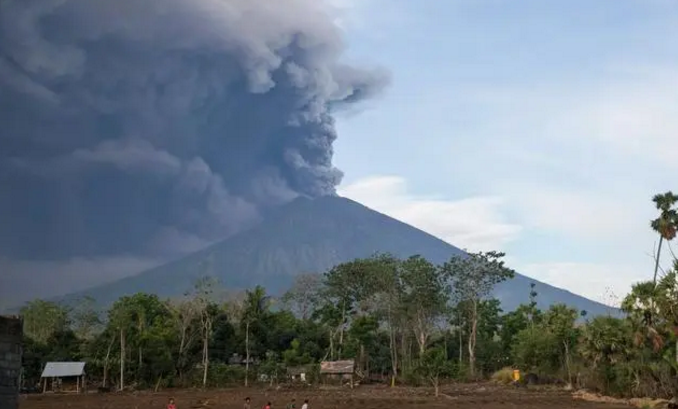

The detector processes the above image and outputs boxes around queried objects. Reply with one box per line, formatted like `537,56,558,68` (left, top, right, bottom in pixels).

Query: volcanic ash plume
0,0,389,276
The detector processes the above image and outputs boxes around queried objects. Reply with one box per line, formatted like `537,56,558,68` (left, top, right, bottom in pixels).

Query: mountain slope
63,196,616,316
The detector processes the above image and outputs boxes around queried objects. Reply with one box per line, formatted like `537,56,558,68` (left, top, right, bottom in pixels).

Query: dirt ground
19,383,631,409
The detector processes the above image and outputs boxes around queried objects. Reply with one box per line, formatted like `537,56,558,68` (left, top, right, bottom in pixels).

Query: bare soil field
19,383,630,409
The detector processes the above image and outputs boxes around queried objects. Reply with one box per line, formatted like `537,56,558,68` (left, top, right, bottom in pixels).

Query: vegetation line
19,191,678,400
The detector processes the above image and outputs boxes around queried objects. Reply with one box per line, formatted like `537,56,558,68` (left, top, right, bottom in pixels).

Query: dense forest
19,192,678,399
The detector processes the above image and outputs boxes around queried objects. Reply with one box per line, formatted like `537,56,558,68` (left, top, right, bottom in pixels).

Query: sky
329,0,678,305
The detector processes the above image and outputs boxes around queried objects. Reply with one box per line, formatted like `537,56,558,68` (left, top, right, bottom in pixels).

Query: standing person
167,398,177,409
244,397,251,409
301,399,309,409
286,398,296,409
263,402,272,409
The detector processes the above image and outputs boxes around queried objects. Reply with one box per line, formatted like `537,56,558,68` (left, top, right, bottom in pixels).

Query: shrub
491,367,515,384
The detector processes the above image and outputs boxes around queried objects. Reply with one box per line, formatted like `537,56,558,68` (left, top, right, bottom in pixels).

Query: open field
19,384,630,409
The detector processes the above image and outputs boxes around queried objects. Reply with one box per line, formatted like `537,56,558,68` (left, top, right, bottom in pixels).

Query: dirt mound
573,390,674,409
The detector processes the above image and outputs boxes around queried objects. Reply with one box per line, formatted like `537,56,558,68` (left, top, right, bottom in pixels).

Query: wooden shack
40,362,86,393
320,359,355,388
286,365,312,383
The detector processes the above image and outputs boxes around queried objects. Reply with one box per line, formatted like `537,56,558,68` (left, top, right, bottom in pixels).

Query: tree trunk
103,337,114,387
245,321,250,387
650,235,664,324
388,322,397,387
416,316,426,357
338,299,346,359
178,327,186,381
202,330,209,388
468,299,478,378
400,331,407,373
653,235,664,285
138,318,144,373
458,326,463,364
119,328,125,391
563,341,572,386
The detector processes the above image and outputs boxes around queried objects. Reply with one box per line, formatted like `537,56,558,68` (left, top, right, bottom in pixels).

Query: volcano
59,196,614,316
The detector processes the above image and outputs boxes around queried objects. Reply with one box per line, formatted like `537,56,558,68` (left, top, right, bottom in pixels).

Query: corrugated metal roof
320,360,354,374
41,362,86,378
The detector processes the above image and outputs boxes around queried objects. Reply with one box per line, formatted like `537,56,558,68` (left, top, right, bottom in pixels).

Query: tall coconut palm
651,192,678,286
243,285,271,386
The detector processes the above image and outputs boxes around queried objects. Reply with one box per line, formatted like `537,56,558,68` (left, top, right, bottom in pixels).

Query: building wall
0,316,22,409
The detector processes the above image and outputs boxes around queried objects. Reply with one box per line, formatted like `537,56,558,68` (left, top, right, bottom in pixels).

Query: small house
286,365,312,383
320,359,355,388
40,362,86,393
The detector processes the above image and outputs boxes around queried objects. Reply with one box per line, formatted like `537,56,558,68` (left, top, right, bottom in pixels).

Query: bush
491,367,516,384
399,369,424,386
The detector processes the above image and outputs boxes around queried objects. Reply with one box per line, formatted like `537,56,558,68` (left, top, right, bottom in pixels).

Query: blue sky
328,0,678,305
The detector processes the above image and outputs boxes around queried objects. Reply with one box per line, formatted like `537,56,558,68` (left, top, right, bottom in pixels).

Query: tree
108,297,133,391
322,259,377,359
579,316,633,374
651,191,678,285
441,251,515,377
400,255,448,356
107,293,170,389
416,346,454,397
368,254,403,386
511,326,559,374
190,276,221,388
281,273,323,320
242,285,271,386
652,268,678,364
169,297,200,380
348,315,379,375
21,300,69,344
622,281,664,351
70,296,102,341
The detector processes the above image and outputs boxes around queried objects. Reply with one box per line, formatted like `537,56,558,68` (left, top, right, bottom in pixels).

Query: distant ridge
58,196,617,317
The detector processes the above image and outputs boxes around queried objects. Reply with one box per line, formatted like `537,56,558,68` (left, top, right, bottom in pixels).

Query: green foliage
21,299,70,344
490,367,515,384
512,327,560,373
416,346,457,396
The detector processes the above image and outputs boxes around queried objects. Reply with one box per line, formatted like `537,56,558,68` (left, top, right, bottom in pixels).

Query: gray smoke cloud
0,0,389,304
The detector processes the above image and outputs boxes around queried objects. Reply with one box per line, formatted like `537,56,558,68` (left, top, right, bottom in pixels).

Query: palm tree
654,269,678,363
650,191,678,286
243,285,271,386
579,315,631,369
621,281,664,352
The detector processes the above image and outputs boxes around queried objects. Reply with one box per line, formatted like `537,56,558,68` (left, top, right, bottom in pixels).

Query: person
286,398,296,409
263,402,272,409
167,398,177,409
244,397,251,409
301,399,309,409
